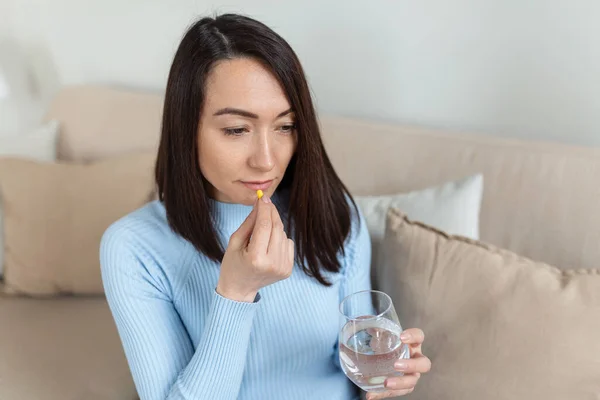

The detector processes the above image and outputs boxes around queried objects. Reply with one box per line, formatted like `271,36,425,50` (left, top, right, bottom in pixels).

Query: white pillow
355,174,484,270
0,120,59,277
0,119,59,161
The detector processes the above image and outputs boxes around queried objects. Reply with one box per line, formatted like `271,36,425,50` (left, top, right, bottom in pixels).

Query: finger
287,238,295,265
395,354,431,374
267,204,284,255
281,236,288,265
281,238,294,277
401,328,424,355
248,195,273,255
365,388,414,399
400,328,424,345
268,224,284,256
281,233,290,260
384,373,420,391
270,200,284,228
229,199,258,249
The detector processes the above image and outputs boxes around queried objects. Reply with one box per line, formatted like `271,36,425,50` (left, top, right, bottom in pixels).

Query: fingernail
400,332,411,341
262,195,271,204
395,361,408,370
385,379,397,389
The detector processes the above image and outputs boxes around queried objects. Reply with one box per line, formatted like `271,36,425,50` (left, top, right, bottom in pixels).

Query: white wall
3,0,600,145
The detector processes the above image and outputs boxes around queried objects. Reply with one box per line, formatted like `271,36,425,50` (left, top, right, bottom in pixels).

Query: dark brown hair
155,14,359,286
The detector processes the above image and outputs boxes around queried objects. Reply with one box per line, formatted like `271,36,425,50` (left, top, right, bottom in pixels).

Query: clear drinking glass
338,290,411,392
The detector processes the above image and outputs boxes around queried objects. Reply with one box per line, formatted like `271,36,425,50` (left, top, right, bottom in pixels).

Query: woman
100,13,430,400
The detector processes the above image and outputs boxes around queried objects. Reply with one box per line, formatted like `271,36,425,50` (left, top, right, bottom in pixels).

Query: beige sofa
1,86,599,399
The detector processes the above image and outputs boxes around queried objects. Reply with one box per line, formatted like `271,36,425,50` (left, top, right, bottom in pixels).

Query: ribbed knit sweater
100,191,371,400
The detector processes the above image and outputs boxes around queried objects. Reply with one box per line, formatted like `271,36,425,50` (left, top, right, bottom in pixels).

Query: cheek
276,135,296,167
198,136,244,181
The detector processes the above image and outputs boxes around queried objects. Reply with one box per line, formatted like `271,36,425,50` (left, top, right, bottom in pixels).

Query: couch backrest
45,86,163,161
45,85,600,271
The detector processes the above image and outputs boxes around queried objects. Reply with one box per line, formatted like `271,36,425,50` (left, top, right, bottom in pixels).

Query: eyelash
223,124,296,136
223,127,248,136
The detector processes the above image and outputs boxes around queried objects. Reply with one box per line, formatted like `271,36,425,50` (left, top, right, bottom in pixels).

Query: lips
241,180,274,190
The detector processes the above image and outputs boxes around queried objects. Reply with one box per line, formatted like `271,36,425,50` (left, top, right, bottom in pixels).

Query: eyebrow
213,107,294,119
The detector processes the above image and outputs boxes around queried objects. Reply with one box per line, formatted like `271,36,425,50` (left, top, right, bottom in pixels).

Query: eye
278,123,296,134
223,127,249,136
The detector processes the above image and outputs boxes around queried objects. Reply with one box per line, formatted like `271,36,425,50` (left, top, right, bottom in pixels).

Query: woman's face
198,57,297,205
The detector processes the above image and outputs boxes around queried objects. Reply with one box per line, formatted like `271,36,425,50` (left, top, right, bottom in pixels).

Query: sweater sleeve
333,205,373,370
100,225,259,400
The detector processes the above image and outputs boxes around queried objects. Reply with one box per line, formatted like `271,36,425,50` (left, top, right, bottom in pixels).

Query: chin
240,196,256,206
233,190,260,206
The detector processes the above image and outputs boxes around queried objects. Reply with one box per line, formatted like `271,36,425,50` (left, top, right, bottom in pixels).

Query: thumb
229,199,259,250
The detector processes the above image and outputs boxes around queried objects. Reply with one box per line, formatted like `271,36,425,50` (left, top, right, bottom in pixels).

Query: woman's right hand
216,195,295,302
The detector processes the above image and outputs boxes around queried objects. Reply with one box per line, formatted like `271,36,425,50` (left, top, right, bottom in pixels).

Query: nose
248,130,275,172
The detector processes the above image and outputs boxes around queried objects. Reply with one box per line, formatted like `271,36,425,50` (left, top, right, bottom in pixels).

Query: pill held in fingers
256,190,263,199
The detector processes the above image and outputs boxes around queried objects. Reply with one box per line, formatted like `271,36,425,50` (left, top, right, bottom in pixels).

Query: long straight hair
155,14,359,286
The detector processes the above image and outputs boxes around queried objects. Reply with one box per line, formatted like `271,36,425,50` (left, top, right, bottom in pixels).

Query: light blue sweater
100,190,371,400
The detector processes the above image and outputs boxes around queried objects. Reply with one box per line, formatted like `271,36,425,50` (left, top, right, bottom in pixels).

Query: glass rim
338,289,392,321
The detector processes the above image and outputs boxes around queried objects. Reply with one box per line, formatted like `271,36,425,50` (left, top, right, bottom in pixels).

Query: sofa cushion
377,208,600,400
0,151,156,296
0,120,60,279
0,296,137,399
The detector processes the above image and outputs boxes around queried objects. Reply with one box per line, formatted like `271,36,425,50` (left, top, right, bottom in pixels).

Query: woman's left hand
366,328,431,399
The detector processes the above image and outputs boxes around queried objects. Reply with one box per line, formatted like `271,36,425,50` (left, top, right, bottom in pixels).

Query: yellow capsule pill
256,190,263,199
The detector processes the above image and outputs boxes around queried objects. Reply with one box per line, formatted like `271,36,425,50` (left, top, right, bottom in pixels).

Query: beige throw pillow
377,208,600,400
0,152,156,296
